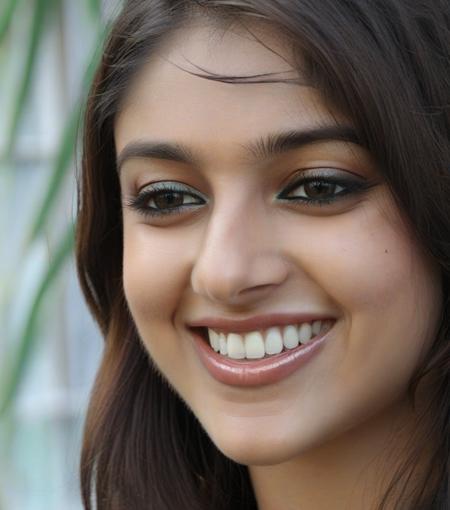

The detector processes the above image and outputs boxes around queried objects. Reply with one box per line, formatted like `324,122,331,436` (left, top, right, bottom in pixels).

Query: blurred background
0,0,119,508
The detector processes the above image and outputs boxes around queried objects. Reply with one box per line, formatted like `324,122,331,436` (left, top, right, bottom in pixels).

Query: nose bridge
190,195,288,304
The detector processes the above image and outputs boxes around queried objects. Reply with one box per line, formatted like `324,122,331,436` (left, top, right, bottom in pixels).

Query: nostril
191,255,289,306
248,283,274,293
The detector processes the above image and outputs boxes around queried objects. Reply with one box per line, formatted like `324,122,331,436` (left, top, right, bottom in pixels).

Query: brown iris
153,190,184,209
303,181,338,198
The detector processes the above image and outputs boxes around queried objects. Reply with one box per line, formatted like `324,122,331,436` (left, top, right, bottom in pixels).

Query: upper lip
188,312,336,334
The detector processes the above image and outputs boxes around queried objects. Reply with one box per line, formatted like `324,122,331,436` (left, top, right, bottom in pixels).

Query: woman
76,1,450,508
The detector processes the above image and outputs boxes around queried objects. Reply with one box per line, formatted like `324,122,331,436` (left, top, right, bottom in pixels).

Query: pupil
305,181,335,198
155,191,183,208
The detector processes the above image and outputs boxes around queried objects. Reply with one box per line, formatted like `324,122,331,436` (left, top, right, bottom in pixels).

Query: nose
190,199,289,306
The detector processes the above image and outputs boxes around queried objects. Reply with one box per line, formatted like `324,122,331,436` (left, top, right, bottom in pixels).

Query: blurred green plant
0,0,108,417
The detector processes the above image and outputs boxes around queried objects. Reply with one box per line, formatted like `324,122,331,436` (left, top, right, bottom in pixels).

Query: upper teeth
207,321,331,359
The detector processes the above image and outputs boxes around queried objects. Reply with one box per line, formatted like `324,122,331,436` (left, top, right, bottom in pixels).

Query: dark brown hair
76,1,450,508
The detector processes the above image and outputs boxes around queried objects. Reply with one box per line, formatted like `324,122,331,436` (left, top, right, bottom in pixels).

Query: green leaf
0,0,21,44
85,0,101,20
4,0,52,159
0,225,74,417
27,105,80,243
0,0,109,418
27,26,107,243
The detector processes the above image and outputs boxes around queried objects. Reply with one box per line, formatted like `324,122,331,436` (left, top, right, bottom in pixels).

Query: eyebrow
117,141,198,172
246,125,361,159
116,125,362,173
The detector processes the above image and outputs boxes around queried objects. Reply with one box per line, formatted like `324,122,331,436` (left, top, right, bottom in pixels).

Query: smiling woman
76,1,450,509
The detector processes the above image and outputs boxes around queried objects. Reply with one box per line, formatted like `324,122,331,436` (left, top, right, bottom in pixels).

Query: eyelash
126,183,205,218
125,172,369,219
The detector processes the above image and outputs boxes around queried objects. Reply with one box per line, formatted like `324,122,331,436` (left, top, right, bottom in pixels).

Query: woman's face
115,22,442,466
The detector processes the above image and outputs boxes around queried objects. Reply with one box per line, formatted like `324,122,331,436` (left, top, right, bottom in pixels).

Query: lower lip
190,327,332,387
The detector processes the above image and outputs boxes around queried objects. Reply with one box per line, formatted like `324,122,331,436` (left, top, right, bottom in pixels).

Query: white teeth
312,320,322,336
219,333,228,355
265,327,284,355
226,333,246,359
208,329,220,352
206,319,333,359
298,323,313,344
244,332,265,359
283,325,299,349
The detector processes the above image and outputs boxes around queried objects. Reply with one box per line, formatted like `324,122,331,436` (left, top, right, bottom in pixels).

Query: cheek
123,223,189,321
301,204,440,327
122,222,197,378
296,205,442,409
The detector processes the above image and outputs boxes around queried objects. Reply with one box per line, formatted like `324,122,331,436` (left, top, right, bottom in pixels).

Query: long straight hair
76,1,450,508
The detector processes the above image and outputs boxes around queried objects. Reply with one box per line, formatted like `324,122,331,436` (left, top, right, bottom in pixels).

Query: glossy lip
189,320,334,387
188,312,335,334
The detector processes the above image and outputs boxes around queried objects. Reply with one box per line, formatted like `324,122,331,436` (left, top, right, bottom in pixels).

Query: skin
115,20,442,510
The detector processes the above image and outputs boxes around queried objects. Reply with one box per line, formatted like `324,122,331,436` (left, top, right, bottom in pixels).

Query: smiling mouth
191,319,334,361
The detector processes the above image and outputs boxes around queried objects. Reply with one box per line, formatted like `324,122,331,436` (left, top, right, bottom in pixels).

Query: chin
208,426,321,467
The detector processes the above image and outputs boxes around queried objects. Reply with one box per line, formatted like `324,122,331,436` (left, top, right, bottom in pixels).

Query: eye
125,182,206,218
148,188,194,210
278,169,369,206
291,180,345,200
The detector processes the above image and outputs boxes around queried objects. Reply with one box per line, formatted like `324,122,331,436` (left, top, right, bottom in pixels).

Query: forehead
114,21,343,161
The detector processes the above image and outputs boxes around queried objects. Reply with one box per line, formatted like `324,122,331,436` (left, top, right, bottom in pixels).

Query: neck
248,396,433,510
